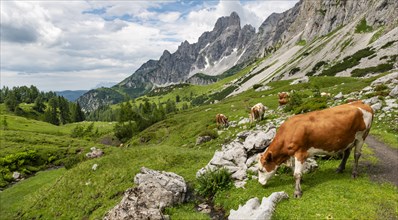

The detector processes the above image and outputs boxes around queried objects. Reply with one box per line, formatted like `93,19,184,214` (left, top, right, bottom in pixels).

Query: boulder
371,103,382,111
86,147,104,158
371,72,398,86
389,85,398,97
363,96,379,105
228,192,289,220
334,92,343,100
12,171,21,180
196,136,212,145
243,128,276,152
290,76,309,85
104,167,186,220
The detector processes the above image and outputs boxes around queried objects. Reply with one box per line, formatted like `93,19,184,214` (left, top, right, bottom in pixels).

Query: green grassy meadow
1,75,397,219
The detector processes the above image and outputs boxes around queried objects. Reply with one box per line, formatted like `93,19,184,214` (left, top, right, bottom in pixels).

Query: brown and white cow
258,101,373,198
249,103,266,123
216,113,229,128
278,92,290,106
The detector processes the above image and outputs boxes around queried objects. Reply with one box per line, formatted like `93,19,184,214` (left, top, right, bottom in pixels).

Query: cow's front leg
293,157,305,198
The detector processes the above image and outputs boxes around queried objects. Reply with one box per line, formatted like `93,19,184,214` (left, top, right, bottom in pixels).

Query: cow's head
258,150,278,185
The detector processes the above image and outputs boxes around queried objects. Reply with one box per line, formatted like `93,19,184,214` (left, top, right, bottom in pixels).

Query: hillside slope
3,74,398,219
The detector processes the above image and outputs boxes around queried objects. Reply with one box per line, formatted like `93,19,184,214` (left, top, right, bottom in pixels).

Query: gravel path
364,135,398,186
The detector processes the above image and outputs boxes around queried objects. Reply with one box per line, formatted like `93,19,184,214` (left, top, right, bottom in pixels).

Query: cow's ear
266,152,273,162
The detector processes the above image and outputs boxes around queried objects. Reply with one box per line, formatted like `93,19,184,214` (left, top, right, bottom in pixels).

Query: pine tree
71,103,85,122
58,97,71,124
44,97,59,125
4,91,19,112
33,95,46,113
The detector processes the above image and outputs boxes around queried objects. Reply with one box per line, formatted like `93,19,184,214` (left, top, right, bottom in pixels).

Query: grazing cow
216,114,229,128
278,92,290,106
258,101,373,198
320,92,331,97
249,103,266,123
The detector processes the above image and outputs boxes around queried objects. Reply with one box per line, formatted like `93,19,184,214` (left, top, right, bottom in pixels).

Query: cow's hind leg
352,138,364,178
336,148,351,173
293,157,305,198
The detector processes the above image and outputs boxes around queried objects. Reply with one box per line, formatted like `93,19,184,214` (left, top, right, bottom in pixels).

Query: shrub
253,84,263,90
114,121,137,143
289,67,300,76
196,168,233,198
380,40,397,49
284,92,303,113
293,97,328,114
306,61,327,76
71,125,85,138
199,129,218,139
355,18,372,33
351,63,394,77
320,47,375,76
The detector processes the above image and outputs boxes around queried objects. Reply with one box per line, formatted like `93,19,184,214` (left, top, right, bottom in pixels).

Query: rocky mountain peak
213,12,241,33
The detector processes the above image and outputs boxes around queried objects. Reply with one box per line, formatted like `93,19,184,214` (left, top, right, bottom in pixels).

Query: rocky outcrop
197,124,277,188
228,192,289,220
104,167,186,220
86,147,104,159
77,88,124,113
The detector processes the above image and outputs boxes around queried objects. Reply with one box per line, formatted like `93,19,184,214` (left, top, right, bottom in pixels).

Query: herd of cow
215,92,374,198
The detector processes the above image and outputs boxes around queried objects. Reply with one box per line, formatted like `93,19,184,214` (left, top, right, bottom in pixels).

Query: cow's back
275,102,373,154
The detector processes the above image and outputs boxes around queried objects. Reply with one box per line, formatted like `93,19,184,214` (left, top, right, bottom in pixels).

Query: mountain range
77,0,398,112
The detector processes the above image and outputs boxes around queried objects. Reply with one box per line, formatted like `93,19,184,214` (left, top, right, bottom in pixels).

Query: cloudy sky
1,0,298,91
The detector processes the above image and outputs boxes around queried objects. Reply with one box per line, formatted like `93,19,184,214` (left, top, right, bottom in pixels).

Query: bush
253,84,263,90
114,121,137,143
199,129,218,139
320,47,375,76
351,63,394,77
355,18,372,33
284,92,303,113
196,168,233,198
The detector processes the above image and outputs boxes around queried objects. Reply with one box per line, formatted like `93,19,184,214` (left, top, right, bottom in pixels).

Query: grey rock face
197,124,276,187
389,85,398,97
228,192,289,220
118,12,254,91
371,72,398,86
104,167,186,220
290,76,309,85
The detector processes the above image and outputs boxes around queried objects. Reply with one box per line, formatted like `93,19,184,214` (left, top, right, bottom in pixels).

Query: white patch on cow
357,107,373,129
294,157,304,177
258,166,277,185
257,149,278,185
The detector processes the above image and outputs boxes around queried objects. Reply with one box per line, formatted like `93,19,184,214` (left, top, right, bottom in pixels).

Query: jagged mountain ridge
77,0,398,112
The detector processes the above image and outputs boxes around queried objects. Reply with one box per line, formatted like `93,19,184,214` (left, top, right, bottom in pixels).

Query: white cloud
1,0,298,91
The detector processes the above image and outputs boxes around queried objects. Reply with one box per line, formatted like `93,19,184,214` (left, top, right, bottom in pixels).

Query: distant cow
278,92,290,106
216,114,229,128
258,101,373,198
320,92,331,97
250,103,266,123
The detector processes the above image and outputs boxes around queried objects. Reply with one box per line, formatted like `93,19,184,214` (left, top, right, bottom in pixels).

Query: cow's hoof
351,172,358,178
294,191,302,198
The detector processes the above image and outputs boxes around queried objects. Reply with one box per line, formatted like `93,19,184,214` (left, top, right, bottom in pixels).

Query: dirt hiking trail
365,135,398,186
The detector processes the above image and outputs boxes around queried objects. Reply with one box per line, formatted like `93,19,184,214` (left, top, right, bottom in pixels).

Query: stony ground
365,135,398,186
